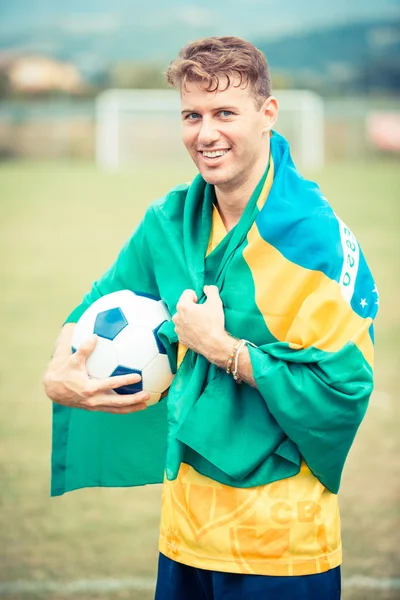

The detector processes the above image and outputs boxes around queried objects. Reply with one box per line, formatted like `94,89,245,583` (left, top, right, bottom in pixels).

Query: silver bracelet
232,339,256,384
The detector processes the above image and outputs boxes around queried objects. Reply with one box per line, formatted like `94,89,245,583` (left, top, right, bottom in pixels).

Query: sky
1,0,399,39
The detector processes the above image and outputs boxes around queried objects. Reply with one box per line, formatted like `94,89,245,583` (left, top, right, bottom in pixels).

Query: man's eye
220,110,233,117
186,113,201,120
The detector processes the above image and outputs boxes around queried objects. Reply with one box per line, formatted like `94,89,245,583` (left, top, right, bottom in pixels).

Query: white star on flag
372,285,378,294
360,298,368,308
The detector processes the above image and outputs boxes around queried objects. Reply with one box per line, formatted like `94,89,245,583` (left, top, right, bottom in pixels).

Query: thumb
72,334,98,363
178,289,198,306
203,285,222,305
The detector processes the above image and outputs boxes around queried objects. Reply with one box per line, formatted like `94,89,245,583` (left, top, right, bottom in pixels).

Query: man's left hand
172,285,226,358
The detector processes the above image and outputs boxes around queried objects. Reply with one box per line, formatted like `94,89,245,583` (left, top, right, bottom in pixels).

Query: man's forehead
180,78,252,109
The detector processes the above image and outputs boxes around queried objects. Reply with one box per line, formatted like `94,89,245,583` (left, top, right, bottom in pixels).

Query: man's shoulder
259,168,359,282
146,182,191,216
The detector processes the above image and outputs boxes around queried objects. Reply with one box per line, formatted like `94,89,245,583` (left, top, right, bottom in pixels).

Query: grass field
0,159,399,600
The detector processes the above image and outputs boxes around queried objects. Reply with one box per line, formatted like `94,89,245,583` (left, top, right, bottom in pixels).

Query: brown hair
166,36,271,108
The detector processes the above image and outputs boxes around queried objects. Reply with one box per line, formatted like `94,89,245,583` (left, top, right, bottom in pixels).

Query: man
44,37,378,600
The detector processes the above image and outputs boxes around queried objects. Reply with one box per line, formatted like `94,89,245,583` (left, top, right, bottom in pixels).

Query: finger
177,289,198,308
96,371,142,392
85,403,148,414
203,285,222,304
72,335,98,363
84,390,151,409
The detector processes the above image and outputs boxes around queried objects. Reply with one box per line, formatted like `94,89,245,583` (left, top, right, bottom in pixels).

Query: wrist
201,331,237,369
42,367,61,399
47,350,71,372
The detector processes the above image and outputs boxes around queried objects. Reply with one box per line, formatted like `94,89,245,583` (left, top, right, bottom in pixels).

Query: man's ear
261,96,278,134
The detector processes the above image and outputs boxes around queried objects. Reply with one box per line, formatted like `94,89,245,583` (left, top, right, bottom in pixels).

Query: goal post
95,89,324,171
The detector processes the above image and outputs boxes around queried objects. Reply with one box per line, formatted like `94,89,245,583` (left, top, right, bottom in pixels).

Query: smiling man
44,37,378,600
179,72,274,228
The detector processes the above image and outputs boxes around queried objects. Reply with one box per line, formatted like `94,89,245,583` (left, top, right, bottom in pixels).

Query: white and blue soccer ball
71,290,174,406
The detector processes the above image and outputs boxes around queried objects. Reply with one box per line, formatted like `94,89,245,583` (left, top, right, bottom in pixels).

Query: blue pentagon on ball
111,365,143,395
94,307,128,341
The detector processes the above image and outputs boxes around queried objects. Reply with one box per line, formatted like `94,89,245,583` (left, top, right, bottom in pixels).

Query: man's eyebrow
181,106,237,115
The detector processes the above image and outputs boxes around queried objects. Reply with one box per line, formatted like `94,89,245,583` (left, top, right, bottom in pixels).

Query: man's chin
197,166,229,186
200,174,224,186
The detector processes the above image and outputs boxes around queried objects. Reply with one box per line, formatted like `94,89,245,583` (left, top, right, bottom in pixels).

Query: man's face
181,78,274,191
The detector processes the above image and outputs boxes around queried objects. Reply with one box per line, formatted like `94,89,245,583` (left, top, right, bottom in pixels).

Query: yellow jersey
159,204,342,576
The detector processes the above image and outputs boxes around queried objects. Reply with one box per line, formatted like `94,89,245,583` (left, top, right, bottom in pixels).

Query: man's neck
214,154,269,232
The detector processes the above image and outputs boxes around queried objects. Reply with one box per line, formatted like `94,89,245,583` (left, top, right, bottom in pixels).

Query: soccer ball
71,290,174,406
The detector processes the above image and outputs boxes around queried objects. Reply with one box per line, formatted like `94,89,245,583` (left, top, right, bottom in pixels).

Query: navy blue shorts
155,553,341,600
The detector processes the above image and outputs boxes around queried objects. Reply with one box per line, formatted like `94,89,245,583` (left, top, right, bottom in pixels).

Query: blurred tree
0,69,10,99
110,62,169,89
269,70,294,90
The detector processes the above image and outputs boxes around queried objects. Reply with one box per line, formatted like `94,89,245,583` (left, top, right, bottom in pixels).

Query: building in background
7,55,83,94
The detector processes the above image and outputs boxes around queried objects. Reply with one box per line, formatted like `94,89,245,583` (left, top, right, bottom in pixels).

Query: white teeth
202,150,229,158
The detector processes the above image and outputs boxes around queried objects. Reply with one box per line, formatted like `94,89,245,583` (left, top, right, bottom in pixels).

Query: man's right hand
43,326,150,414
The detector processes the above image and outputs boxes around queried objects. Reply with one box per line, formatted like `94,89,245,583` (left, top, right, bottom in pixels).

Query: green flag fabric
51,131,378,496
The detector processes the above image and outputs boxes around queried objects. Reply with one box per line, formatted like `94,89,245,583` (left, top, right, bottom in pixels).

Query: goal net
96,89,324,171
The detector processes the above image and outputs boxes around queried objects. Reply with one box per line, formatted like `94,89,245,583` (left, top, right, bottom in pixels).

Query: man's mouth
199,149,231,160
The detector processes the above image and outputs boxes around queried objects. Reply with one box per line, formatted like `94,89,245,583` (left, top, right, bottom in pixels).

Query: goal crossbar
96,89,324,170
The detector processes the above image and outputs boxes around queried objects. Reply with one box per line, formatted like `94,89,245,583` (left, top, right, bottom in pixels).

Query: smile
200,149,230,159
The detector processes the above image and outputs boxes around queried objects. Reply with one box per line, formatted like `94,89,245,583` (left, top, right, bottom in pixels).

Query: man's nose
198,117,219,146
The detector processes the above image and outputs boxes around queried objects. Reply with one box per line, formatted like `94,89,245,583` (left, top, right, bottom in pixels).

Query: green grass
0,159,399,599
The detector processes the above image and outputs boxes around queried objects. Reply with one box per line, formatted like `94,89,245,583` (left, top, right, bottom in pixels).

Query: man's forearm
43,323,76,400
202,332,257,388
47,323,76,369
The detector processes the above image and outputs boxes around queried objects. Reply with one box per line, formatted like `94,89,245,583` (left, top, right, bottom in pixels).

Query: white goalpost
95,89,324,171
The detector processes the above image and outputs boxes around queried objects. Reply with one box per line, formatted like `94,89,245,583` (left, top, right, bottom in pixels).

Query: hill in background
0,3,399,95
257,19,400,94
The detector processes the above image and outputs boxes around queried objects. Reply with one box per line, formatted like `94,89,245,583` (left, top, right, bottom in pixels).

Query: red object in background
367,112,400,152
